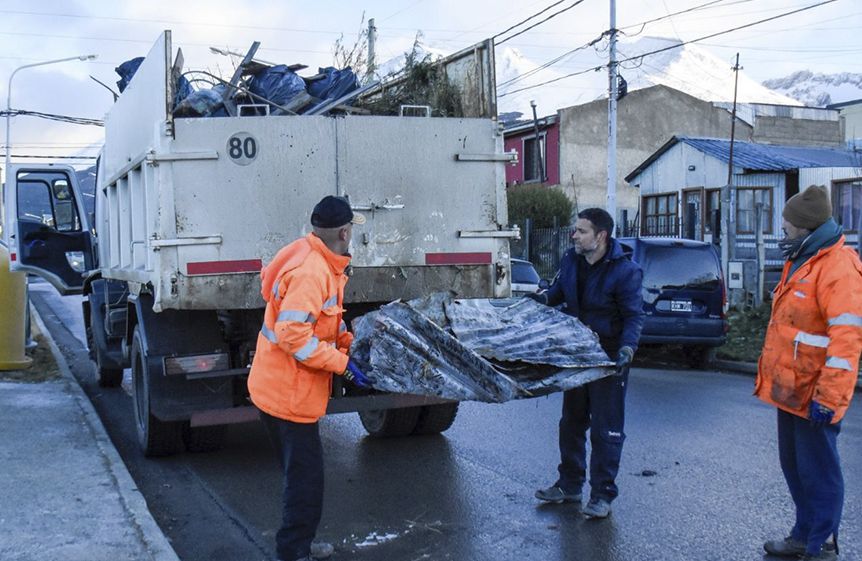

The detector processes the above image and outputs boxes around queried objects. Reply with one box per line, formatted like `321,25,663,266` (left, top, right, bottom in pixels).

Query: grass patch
716,304,772,363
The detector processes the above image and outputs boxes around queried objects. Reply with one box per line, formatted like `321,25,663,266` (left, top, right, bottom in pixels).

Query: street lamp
2,54,96,353
4,54,98,188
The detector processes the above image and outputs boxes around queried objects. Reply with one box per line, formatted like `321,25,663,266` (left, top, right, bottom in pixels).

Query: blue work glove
809,400,834,428
615,346,634,375
343,358,374,388
524,292,548,305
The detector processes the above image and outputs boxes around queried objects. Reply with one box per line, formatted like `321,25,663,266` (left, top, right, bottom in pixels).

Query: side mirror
538,279,550,290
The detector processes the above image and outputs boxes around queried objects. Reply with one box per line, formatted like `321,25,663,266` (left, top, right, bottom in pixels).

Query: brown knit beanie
782,185,831,230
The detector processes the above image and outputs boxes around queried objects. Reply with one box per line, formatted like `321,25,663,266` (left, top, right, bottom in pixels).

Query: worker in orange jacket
248,195,372,561
757,185,862,561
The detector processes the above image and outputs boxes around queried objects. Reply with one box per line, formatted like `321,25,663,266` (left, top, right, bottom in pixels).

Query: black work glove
524,292,548,305
615,346,634,375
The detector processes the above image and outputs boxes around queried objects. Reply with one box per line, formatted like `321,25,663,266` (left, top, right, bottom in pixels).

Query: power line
0,109,103,127
492,0,569,39
497,0,590,45
615,0,838,67
500,0,837,97
0,153,97,160
498,32,606,88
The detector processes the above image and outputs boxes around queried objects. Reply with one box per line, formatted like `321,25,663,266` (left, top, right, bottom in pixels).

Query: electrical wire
500,0,837,97
497,32,606,88
0,109,103,126
492,0,569,40
496,0,589,45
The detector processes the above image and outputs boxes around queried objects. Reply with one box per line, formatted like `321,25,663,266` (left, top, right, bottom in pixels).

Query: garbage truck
3,31,519,455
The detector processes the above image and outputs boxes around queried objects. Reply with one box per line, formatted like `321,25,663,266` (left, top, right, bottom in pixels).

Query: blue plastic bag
248,65,307,112
307,66,359,101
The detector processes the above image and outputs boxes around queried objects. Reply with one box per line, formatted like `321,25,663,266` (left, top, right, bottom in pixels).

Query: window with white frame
522,134,546,183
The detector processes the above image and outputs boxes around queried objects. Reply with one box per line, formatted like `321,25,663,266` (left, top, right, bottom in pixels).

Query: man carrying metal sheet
757,185,862,561
248,196,373,561
529,208,644,518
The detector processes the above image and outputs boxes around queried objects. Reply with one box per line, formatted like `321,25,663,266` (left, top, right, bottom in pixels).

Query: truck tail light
165,353,229,375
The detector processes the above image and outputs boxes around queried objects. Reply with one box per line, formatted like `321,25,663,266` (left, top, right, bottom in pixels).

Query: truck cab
3,164,94,294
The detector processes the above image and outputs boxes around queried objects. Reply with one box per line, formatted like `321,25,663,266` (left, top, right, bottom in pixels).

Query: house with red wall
503,114,560,187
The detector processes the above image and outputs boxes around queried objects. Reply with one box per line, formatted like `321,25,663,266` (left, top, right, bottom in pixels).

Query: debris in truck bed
351,294,615,403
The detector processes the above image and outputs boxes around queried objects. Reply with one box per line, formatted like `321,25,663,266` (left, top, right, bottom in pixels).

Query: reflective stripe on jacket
248,233,353,423
755,235,862,423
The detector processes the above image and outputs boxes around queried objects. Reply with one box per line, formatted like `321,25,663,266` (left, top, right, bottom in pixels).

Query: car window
512,261,541,284
642,246,720,291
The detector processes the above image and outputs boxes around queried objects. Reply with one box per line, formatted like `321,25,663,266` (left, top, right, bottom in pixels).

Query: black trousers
260,411,324,561
556,367,629,502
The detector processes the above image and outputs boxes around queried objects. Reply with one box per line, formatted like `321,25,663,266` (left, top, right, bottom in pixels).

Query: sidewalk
0,309,180,561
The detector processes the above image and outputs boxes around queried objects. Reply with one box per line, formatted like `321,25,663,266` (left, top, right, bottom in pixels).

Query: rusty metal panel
363,38,497,118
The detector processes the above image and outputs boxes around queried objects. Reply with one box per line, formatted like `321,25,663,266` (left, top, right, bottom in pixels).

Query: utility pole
721,53,741,284
606,0,618,222
530,100,544,182
366,18,378,85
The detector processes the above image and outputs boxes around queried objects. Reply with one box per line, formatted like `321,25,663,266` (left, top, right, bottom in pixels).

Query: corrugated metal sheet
678,137,862,171
351,294,614,403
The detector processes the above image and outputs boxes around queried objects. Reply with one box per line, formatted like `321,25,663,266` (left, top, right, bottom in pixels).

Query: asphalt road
30,278,862,561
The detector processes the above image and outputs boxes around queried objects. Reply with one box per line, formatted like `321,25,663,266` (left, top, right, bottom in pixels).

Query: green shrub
507,184,573,228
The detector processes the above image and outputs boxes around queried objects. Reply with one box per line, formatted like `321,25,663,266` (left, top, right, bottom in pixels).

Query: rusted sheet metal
361,38,497,119
345,265,496,304
352,294,614,403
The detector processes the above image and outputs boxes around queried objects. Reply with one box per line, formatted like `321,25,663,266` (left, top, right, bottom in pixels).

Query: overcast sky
0,0,859,165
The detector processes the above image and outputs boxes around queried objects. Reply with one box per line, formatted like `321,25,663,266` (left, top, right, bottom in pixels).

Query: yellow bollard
0,244,32,370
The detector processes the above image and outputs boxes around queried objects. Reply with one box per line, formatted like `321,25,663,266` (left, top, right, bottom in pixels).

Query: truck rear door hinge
459,228,520,239
455,151,518,163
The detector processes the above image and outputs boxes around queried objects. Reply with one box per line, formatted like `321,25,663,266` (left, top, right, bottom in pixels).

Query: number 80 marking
227,133,258,165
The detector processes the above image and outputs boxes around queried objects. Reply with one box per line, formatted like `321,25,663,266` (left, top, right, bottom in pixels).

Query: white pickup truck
3,31,518,455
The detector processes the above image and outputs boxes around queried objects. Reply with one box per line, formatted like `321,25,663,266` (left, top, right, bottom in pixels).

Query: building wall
504,122,560,186
557,85,753,221
799,166,862,188
836,102,862,143
752,117,843,147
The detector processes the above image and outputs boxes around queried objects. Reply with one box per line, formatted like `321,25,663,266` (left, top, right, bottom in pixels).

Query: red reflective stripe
425,252,492,265
10,253,16,262
187,259,262,275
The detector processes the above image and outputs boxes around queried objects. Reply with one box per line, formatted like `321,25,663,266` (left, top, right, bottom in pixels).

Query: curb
713,358,862,390
31,305,181,561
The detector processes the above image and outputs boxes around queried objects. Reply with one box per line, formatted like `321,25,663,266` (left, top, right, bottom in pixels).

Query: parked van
617,237,727,366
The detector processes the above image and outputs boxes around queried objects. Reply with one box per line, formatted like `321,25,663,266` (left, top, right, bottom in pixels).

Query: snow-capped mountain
496,37,800,120
762,71,862,107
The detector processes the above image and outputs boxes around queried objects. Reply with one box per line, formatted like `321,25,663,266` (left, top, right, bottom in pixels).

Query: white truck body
4,31,517,454
98,31,514,312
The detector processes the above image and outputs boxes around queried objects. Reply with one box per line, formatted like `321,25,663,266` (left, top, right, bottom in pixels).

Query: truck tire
358,407,421,438
183,424,227,453
85,301,123,388
412,403,459,435
131,327,183,457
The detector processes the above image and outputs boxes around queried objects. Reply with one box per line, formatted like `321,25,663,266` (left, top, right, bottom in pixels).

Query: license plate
670,300,692,312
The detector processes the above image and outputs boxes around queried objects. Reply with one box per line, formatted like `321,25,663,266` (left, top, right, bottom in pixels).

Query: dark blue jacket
545,238,645,354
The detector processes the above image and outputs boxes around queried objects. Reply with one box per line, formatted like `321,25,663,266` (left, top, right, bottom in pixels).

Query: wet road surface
31,279,862,561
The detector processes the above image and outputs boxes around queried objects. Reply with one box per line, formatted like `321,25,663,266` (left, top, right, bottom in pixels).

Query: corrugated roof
678,137,862,170
626,136,862,182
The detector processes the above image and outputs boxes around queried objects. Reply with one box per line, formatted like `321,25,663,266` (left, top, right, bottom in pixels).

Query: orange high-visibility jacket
756,235,862,423
248,233,353,423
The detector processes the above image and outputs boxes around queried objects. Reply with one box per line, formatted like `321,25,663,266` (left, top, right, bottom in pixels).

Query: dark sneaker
764,536,806,557
310,541,334,559
535,485,581,504
582,498,612,519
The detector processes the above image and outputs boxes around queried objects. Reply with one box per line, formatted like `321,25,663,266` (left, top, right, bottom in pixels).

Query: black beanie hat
782,185,831,230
